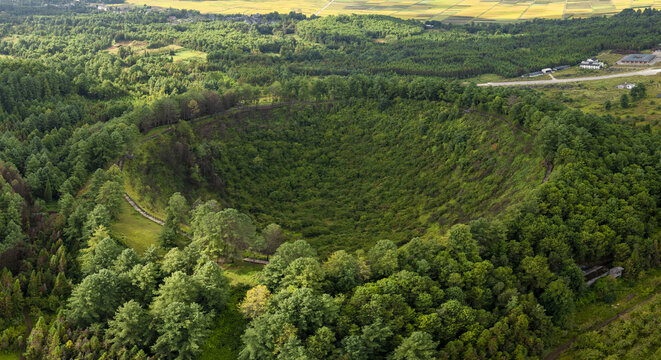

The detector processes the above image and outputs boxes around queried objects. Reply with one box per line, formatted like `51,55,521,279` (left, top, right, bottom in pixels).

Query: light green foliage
367,240,399,279
393,332,438,360
239,287,339,360
151,271,199,316
280,257,325,291
193,262,230,312
262,224,284,255
83,205,112,239
151,302,211,360
95,180,124,220
540,279,575,325
520,256,555,291
113,248,142,274
239,285,272,319
79,227,122,275
107,300,152,349
192,204,261,262
67,269,122,327
322,250,362,294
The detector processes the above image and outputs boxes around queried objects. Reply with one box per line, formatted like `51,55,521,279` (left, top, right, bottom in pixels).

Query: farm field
125,0,658,21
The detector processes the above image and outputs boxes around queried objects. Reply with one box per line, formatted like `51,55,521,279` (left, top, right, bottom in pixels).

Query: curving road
478,68,661,87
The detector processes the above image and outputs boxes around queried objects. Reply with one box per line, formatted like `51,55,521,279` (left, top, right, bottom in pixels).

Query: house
618,54,656,65
616,82,636,89
579,58,605,69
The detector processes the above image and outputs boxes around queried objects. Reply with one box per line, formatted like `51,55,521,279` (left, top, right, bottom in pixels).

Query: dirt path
478,68,661,87
542,160,553,183
543,289,661,360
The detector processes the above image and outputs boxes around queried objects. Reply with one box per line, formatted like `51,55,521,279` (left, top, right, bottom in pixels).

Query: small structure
541,68,553,74
616,82,636,89
553,65,571,71
619,54,656,65
579,58,605,70
583,265,625,286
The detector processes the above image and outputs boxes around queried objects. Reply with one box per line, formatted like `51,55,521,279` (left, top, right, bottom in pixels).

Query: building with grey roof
619,54,656,65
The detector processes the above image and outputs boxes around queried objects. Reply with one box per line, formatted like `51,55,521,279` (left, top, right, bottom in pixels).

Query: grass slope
125,100,544,253
111,199,162,254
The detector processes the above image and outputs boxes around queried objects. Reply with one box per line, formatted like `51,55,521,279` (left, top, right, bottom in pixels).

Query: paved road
478,68,661,87
315,0,336,15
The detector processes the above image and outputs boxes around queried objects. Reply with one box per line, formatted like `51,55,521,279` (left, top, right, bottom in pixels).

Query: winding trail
118,102,336,265
478,68,661,87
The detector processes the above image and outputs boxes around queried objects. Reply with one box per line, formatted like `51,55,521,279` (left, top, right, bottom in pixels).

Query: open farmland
125,0,660,21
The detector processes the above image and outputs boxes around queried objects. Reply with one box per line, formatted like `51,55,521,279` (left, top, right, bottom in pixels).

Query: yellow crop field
124,0,647,22
520,3,565,19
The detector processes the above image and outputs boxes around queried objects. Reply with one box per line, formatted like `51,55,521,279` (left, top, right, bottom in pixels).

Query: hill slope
125,99,545,252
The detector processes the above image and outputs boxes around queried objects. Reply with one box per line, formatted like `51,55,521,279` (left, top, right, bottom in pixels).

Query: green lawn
111,200,161,254
0,352,20,360
173,49,206,62
221,262,262,287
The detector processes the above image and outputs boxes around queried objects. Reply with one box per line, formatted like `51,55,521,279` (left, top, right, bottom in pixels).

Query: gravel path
478,68,661,87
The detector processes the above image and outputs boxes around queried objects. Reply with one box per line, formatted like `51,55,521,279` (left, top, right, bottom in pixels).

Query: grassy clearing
221,261,262,287
173,49,207,61
0,352,20,360
199,287,249,360
111,199,162,254
537,75,661,130
105,41,206,62
126,0,658,21
544,268,661,357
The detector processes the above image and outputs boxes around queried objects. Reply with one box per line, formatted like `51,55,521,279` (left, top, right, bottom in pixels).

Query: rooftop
620,54,656,62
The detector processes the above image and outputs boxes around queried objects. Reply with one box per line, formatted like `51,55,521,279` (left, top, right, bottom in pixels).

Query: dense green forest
126,96,544,253
1,4,661,360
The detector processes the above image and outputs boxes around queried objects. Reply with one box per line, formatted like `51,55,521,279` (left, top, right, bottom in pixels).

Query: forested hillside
126,96,544,253
0,5,661,360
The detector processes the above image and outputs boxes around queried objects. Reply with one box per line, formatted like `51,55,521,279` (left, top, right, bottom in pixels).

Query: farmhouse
616,82,636,89
579,58,604,70
619,54,656,65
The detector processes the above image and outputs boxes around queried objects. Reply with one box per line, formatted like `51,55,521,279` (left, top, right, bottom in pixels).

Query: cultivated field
125,0,661,21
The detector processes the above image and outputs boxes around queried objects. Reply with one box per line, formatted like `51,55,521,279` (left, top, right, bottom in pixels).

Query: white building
616,82,636,89
579,58,605,70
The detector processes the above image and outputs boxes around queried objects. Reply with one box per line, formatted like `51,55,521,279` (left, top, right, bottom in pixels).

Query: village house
579,57,605,69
